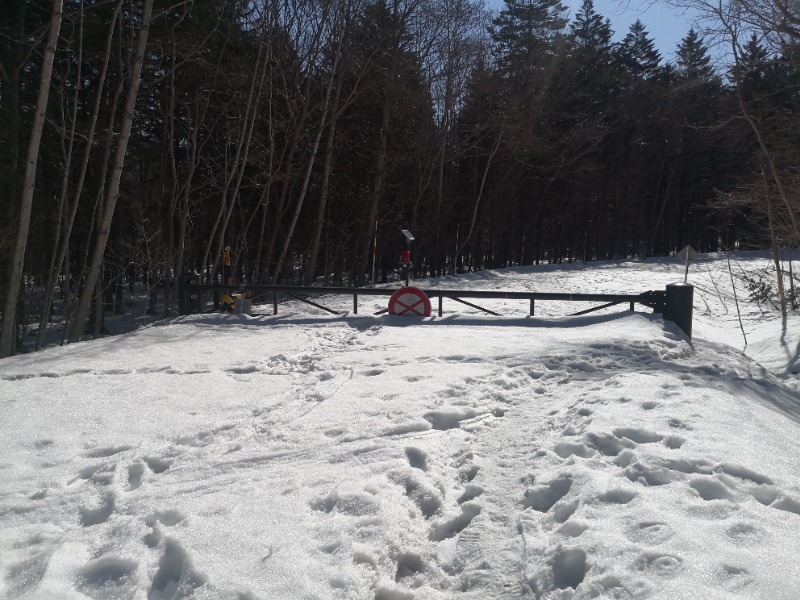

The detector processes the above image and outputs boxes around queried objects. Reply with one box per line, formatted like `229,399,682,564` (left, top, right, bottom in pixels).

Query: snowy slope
1,253,798,600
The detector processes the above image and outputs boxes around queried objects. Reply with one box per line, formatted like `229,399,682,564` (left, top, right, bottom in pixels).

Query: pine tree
570,0,612,55
616,20,661,79
568,0,615,88
490,0,568,78
564,0,616,114
676,28,715,80
735,34,771,96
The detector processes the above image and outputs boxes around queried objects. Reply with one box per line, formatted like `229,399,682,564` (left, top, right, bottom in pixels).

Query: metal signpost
677,244,698,283
401,229,414,286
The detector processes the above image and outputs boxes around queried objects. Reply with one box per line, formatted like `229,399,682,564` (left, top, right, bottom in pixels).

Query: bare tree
0,0,63,357
272,1,358,284
35,0,125,349
68,0,154,343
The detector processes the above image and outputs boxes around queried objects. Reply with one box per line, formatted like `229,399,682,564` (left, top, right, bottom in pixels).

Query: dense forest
1,0,799,356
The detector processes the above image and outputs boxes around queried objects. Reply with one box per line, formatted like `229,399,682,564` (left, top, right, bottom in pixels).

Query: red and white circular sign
388,287,431,317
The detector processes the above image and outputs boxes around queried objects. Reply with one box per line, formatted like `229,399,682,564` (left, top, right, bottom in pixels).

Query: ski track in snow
1,253,799,599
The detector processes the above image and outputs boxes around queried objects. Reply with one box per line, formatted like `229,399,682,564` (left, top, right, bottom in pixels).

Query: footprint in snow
624,462,682,486
79,493,115,527
558,520,588,537
148,539,206,598
405,447,429,472
126,461,145,490
597,488,637,505
460,464,480,483
72,462,116,486
457,484,484,504
626,521,675,545
554,441,595,460
551,547,589,589
374,587,414,600
664,435,685,449
613,427,663,444
528,546,589,593
718,564,756,593
395,552,425,582
633,552,684,578
5,549,53,597
309,490,381,517
726,522,766,545
84,444,133,458
522,476,573,513
391,473,442,519
144,456,171,474
145,509,187,527
143,509,188,548
429,503,481,541
771,496,800,516
584,432,635,457
226,364,259,375
76,556,138,599
424,409,475,431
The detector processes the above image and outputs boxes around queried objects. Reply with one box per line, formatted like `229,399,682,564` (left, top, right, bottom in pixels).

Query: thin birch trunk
37,0,87,349
358,93,392,287
454,128,503,268
210,51,270,285
68,0,153,343
0,0,63,358
46,0,124,345
200,42,267,282
763,158,787,315
272,34,344,284
304,88,342,286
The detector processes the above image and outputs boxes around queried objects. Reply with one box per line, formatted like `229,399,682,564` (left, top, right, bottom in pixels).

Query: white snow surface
1,252,799,599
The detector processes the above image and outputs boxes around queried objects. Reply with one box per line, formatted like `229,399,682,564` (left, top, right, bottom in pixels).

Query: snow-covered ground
1,252,798,599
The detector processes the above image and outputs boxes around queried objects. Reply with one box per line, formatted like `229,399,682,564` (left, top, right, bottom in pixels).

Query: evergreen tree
730,34,774,105
490,0,568,79
570,0,612,55
560,0,618,261
567,0,615,89
616,20,661,79
676,28,715,80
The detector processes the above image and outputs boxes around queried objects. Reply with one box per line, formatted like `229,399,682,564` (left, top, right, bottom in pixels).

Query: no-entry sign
388,287,431,317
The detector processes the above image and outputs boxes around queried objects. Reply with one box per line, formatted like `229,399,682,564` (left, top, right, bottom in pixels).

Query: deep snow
1,252,798,599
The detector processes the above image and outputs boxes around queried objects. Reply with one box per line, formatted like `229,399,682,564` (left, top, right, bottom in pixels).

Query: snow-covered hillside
1,253,798,599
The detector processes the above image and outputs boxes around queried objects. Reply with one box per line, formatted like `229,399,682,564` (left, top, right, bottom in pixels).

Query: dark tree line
1,0,798,355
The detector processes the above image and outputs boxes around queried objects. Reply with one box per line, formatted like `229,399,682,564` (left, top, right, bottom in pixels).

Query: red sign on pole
388,287,431,317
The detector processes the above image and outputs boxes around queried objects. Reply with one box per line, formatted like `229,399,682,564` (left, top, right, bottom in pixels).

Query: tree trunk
0,0,63,358
273,38,343,284
763,158,787,315
38,0,115,349
455,129,503,267
304,107,340,286
68,0,153,343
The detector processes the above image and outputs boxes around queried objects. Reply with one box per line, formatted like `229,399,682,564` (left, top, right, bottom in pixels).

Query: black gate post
665,283,694,339
178,273,191,315
178,273,200,315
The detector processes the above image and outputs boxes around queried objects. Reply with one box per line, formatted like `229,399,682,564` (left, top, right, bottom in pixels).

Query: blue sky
488,0,700,62
566,0,699,61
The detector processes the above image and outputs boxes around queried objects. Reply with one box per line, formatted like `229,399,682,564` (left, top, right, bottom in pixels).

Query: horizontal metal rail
181,282,666,315
189,284,397,297
178,278,692,337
